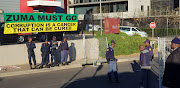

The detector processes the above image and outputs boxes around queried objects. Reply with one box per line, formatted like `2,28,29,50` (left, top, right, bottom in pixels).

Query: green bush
141,28,180,37
96,32,148,58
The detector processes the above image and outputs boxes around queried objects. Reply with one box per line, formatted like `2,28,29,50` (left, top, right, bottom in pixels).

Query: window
141,5,144,11
132,28,137,31
33,8,45,13
120,27,130,31
147,6,150,16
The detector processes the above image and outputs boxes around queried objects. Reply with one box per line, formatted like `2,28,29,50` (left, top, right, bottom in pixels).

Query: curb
0,64,81,78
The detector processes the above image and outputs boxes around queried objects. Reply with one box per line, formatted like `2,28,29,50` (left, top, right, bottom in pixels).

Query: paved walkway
0,60,159,88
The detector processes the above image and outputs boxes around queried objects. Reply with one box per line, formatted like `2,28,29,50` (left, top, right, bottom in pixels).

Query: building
68,0,151,20
0,0,66,22
151,0,179,16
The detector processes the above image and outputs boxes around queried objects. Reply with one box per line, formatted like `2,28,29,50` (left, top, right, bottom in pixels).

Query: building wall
69,0,150,20
0,0,20,22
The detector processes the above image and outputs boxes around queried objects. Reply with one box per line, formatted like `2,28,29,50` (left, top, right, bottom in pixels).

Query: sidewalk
0,49,158,78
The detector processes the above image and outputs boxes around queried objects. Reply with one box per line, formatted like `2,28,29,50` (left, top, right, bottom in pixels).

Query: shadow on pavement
62,62,158,88
130,60,159,88
0,78,3,81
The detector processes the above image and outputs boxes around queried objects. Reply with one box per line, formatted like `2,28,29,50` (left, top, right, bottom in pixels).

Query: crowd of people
26,36,69,69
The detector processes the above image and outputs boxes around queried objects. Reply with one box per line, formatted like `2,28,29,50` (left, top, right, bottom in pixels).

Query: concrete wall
0,38,99,66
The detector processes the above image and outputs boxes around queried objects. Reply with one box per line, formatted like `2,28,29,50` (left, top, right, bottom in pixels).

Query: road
0,60,159,88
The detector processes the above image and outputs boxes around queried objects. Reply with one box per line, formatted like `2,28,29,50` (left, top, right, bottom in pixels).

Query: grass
95,32,148,58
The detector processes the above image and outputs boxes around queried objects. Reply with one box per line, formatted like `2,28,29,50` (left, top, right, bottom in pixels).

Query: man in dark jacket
144,39,154,61
50,36,58,67
40,39,50,68
139,45,151,88
26,36,36,69
163,37,180,88
60,37,69,65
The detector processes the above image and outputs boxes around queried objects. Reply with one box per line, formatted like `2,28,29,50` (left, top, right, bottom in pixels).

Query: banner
3,13,78,34
104,18,120,34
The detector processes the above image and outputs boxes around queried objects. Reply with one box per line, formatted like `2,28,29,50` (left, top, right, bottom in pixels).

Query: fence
158,37,172,88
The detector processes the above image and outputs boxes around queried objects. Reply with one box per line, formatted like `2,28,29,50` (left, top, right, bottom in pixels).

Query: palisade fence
81,34,108,65
158,37,172,88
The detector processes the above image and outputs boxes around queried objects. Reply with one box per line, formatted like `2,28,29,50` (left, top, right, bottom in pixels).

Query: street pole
100,0,103,35
152,28,154,40
166,10,168,36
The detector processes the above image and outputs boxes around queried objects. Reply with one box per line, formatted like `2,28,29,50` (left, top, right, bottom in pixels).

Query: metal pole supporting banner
100,0,103,35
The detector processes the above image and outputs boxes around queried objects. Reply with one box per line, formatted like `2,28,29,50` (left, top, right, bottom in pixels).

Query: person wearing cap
106,40,120,83
60,37,69,66
163,37,180,88
139,45,151,88
144,39,154,61
40,39,50,68
50,36,58,67
26,36,37,69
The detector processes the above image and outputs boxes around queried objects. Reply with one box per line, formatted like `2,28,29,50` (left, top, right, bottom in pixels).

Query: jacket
139,49,151,66
106,46,115,62
41,43,50,53
163,47,180,87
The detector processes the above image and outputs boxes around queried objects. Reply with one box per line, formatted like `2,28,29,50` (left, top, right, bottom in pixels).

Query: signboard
150,22,156,40
104,18,120,34
3,13,78,34
150,22,156,29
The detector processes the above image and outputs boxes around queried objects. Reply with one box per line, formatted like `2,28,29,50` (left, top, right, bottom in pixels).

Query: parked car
86,24,102,31
120,26,148,37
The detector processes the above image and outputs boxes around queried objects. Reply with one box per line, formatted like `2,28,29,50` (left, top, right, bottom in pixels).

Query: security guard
106,40,120,83
40,39,50,68
26,36,37,69
50,36,58,67
61,37,69,65
144,39,154,61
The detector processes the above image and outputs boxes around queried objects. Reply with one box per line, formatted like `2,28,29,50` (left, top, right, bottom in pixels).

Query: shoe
39,65,43,69
61,63,65,66
45,65,50,68
51,64,54,67
34,65,37,69
65,62,69,65
30,65,33,69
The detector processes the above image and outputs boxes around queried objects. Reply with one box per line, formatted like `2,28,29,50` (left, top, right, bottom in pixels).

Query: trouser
61,50,68,63
107,61,118,80
28,52,36,66
51,49,57,64
41,52,49,65
140,69,150,88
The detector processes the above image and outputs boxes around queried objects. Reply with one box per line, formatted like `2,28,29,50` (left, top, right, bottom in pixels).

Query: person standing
139,45,151,88
26,36,37,69
144,39,154,62
163,37,180,88
50,36,58,67
61,37,69,65
40,39,50,68
106,40,120,83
